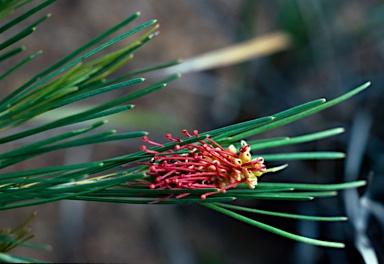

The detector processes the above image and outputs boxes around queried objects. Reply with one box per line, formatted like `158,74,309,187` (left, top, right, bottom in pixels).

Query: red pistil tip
239,144,250,153
165,133,181,142
141,135,164,147
138,129,269,202
182,129,191,137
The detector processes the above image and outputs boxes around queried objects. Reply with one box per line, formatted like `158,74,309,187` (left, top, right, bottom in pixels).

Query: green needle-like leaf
0,0,55,33
0,50,42,81
0,162,103,182
249,127,345,150
108,58,183,84
0,121,106,159
73,105,134,123
55,78,145,108
260,151,345,161
0,0,33,19
204,203,345,248
0,174,144,210
22,19,157,98
229,82,370,142
0,13,150,108
71,196,236,205
257,180,367,191
216,203,347,221
0,26,35,51
0,46,25,62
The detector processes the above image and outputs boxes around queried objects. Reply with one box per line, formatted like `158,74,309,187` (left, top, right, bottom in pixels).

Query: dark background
1,1,383,263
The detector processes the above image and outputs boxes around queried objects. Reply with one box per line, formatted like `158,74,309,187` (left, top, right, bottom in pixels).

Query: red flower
140,129,266,200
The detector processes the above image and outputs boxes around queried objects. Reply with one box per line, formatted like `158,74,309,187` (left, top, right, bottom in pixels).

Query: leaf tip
265,164,288,173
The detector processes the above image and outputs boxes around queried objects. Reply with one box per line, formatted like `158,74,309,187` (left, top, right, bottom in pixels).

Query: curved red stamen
182,129,192,137
142,136,164,147
166,133,181,142
140,145,160,154
192,130,199,137
242,158,264,167
205,137,225,150
239,144,250,153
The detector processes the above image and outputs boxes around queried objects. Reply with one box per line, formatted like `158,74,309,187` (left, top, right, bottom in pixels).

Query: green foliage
0,211,51,263
0,0,371,261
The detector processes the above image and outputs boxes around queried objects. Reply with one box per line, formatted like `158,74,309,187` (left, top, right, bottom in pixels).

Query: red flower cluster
140,129,266,200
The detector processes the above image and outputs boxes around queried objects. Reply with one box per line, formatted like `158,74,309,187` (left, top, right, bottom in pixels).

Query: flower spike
139,129,276,200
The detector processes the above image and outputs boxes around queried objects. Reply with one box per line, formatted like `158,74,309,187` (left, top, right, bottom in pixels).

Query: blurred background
1,0,383,263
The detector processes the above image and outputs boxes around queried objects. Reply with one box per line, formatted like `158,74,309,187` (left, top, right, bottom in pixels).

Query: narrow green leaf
211,116,275,141
0,14,150,107
257,180,367,191
0,0,33,20
84,26,159,83
260,151,345,161
228,99,325,141
73,105,134,123
108,59,183,84
216,203,348,221
0,162,103,181
34,11,140,78
56,78,145,108
0,46,25,62
0,174,144,209
229,82,370,141
243,191,337,198
250,127,345,150
0,26,35,50
220,193,313,201
0,130,118,160
0,0,55,33
0,50,42,81
79,187,219,197
26,13,51,29
203,203,345,248
21,19,157,99
273,99,327,119
70,196,235,205
29,131,147,154
226,187,294,193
